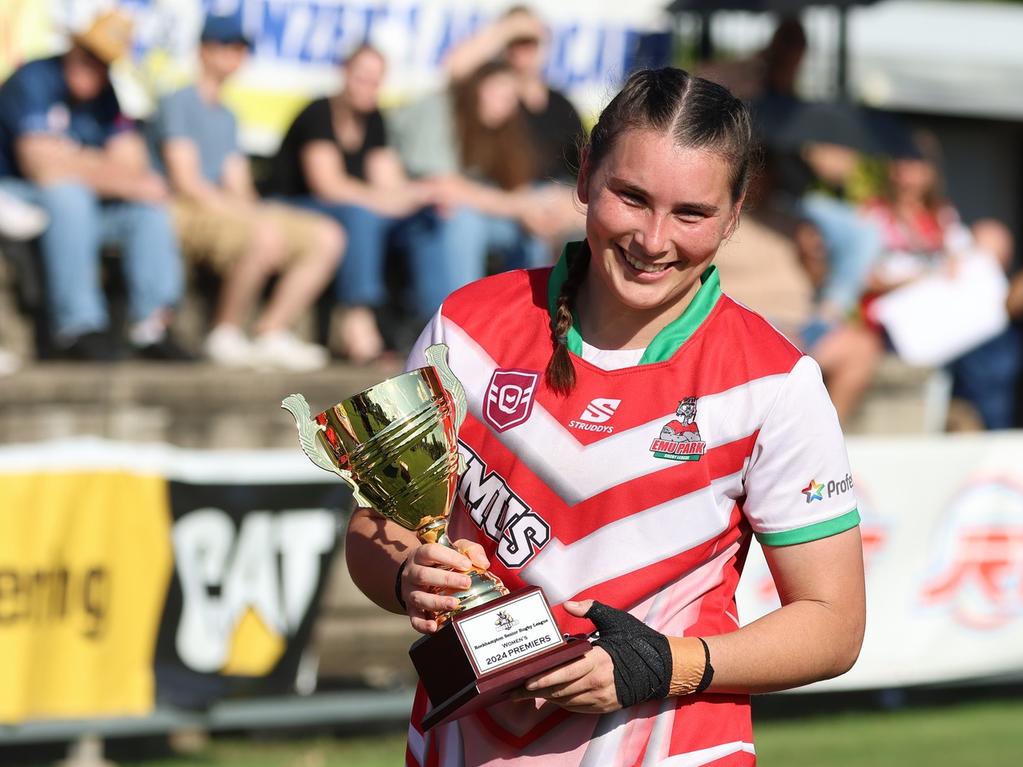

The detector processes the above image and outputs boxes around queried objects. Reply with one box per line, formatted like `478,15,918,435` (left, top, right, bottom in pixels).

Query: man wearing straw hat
0,9,189,361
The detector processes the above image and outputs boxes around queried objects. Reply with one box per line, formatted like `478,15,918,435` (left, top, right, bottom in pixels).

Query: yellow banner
0,471,173,723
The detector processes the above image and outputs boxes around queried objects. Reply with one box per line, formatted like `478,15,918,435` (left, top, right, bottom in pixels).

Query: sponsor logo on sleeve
802,474,854,504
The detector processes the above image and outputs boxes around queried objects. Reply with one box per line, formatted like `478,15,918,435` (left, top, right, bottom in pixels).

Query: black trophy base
409,586,591,731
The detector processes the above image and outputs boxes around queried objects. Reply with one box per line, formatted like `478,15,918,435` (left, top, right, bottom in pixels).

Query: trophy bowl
282,351,507,616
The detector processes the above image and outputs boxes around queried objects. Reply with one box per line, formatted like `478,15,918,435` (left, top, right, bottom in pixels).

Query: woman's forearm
345,507,421,613
700,596,864,695
696,528,866,695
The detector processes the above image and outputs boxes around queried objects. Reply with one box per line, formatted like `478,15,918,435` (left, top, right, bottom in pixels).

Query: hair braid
545,246,591,395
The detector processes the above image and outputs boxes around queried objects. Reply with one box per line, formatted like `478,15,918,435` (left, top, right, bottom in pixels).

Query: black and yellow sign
155,481,347,709
0,466,348,724
0,471,173,722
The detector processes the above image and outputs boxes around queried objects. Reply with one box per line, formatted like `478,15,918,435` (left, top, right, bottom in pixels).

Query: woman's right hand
400,539,490,634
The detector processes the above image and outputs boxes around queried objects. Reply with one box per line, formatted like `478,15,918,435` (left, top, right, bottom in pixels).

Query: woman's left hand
511,600,622,714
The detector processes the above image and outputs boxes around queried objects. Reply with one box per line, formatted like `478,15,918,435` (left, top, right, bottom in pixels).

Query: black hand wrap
586,601,672,708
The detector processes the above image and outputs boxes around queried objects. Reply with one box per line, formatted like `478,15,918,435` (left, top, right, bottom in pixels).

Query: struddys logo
650,397,706,462
802,474,854,504
484,369,539,433
920,479,1023,630
494,610,517,630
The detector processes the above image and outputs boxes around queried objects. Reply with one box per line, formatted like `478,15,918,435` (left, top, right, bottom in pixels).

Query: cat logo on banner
157,481,346,700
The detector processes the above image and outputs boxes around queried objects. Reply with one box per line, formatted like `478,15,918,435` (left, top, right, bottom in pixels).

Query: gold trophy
282,344,587,730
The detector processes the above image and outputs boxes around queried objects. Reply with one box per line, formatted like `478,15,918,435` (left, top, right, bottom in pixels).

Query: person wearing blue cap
151,14,345,371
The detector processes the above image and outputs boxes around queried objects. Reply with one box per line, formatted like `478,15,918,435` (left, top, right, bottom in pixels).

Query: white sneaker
0,347,20,376
0,189,48,241
252,331,328,372
204,325,255,368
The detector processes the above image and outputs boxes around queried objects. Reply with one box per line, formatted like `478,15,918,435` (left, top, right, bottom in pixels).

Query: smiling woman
344,67,865,767
575,134,738,354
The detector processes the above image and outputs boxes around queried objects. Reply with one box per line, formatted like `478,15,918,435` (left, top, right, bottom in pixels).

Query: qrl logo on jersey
651,396,706,461
484,369,539,433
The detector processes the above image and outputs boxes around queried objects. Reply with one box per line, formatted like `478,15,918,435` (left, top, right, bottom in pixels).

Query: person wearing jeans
266,44,431,363
401,205,550,317
0,10,187,361
0,178,182,344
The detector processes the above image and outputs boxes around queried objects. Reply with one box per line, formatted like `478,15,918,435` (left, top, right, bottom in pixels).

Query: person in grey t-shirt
151,13,344,371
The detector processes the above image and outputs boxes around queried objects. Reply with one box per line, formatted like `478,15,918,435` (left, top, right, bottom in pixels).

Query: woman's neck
576,274,700,351
196,70,223,102
892,192,927,218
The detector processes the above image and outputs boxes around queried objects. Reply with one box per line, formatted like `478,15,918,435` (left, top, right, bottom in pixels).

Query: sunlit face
890,157,937,201
476,71,519,128
343,49,385,114
577,128,741,324
64,45,108,102
199,41,248,82
506,37,545,76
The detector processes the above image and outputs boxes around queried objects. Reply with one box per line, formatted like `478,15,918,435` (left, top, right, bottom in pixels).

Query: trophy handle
424,343,466,430
281,393,374,507
424,343,468,473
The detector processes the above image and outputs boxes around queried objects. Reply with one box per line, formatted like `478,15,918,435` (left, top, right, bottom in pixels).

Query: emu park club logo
650,397,707,462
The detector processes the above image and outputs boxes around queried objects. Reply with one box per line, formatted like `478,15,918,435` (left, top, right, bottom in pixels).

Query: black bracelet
695,637,714,694
394,558,409,611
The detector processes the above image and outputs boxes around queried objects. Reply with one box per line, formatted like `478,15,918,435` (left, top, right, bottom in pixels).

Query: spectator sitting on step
0,10,190,361
715,158,881,424
264,43,433,364
152,13,343,371
388,60,551,317
746,17,883,332
860,134,1020,429
443,5,587,248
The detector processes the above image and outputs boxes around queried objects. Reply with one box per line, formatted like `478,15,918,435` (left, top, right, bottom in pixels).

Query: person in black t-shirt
444,6,586,243
265,44,431,363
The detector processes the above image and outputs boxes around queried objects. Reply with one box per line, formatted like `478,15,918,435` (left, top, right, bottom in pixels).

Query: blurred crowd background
2,0,1023,432
2,3,1023,764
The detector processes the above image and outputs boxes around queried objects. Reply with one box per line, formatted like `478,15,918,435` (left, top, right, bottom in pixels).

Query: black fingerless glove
585,601,673,708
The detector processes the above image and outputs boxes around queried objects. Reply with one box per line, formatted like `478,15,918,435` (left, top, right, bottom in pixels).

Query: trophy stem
416,519,509,618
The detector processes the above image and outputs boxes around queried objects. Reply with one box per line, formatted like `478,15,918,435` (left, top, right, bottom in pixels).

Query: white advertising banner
4,432,1022,696
26,0,672,153
737,432,1023,692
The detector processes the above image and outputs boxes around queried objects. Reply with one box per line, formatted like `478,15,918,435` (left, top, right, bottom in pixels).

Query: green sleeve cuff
755,508,861,547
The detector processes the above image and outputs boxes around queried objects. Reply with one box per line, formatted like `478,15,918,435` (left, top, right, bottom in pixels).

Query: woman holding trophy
343,68,866,766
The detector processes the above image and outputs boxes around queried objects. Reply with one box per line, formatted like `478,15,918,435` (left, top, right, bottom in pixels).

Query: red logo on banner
484,369,539,433
922,526,1023,629
920,479,1023,629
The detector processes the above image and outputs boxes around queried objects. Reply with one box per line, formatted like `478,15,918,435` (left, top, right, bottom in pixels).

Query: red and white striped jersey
402,246,859,767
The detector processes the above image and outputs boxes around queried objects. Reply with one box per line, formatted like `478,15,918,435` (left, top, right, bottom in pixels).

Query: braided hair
544,67,754,396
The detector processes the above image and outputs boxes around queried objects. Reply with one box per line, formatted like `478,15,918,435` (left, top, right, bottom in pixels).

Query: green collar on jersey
546,241,722,365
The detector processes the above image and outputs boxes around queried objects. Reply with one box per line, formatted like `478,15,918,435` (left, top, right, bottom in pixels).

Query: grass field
112,698,1023,767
